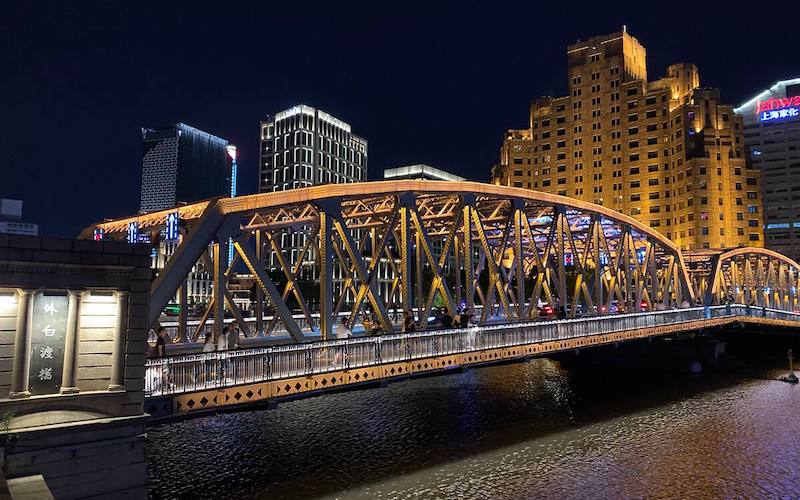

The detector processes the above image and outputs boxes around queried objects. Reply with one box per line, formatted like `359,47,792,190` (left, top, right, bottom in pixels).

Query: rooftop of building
141,122,230,144
735,78,800,114
566,25,636,53
383,164,465,182
272,104,353,133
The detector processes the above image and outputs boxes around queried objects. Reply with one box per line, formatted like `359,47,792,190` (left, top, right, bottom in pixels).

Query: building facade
490,28,763,251
0,199,38,236
139,123,236,214
138,123,237,307
736,78,800,261
259,105,368,267
259,105,367,193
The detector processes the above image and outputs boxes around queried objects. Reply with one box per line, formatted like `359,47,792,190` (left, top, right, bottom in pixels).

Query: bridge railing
154,306,483,343
145,305,800,397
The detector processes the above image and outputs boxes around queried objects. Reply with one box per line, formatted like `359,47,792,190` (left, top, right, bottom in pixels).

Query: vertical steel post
319,210,334,340
177,280,188,342
212,242,225,343
255,229,264,336
648,240,657,308
514,207,526,319
415,231,424,324
454,233,462,308
463,204,475,313
592,216,602,311
399,204,413,313
556,210,567,312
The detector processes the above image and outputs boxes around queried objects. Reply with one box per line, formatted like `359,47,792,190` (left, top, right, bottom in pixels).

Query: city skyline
1,2,797,238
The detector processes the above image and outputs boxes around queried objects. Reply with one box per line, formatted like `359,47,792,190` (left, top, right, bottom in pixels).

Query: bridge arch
85,181,696,342
701,247,800,310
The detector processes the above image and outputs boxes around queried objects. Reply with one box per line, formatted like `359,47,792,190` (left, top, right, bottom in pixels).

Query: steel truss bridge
82,181,800,416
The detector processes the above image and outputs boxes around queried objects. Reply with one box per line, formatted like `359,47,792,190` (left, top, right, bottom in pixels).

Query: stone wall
0,234,151,499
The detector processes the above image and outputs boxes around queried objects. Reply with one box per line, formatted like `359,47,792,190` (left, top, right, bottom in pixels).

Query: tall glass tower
139,123,236,213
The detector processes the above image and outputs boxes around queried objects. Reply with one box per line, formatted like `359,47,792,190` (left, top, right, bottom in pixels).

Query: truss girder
97,181,724,340
704,248,800,311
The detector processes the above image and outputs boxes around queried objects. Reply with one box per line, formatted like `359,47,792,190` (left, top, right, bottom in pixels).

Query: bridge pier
0,235,150,499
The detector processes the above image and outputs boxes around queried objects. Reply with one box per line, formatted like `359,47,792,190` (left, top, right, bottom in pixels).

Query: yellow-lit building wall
490,28,763,250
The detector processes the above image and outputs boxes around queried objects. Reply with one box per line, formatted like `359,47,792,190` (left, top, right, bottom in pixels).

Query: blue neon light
166,212,179,241
230,159,238,197
759,107,800,122
636,248,646,264
127,222,138,244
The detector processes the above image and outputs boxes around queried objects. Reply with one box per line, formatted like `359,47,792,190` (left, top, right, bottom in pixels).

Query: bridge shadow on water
145,331,799,499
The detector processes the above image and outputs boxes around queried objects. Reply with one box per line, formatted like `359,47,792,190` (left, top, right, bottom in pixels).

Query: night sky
2,1,797,238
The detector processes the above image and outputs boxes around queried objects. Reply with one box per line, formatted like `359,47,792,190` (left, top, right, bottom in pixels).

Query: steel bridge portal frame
86,181,698,343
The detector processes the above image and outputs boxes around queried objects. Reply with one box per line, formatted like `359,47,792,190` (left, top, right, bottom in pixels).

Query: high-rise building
259,105,367,269
490,27,763,251
0,199,38,236
139,123,236,213
736,78,800,261
137,123,238,307
384,164,465,181
259,105,367,193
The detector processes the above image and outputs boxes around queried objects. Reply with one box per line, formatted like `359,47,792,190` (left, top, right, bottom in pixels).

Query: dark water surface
147,336,800,499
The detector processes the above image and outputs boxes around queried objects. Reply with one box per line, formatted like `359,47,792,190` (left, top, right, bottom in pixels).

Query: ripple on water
147,360,800,499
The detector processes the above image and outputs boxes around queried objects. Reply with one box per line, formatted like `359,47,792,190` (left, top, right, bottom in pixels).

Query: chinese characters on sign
756,97,800,122
759,107,800,122
29,292,68,395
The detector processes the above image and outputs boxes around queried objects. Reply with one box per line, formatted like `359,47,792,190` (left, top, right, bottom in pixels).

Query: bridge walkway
144,305,800,418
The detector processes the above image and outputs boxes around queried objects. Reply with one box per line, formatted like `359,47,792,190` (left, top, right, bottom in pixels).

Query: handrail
144,304,800,398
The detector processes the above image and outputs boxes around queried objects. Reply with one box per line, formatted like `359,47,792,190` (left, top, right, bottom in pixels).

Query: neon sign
166,212,179,241
127,222,138,244
757,96,800,122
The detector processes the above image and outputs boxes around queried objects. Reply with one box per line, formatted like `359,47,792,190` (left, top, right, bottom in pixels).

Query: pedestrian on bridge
217,326,229,351
334,317,351,368
337,317,352,339
228,324,239,350
441,309,453,329
202,332,216,353
403,310,416,333
155,326,168,358
460,309,472,328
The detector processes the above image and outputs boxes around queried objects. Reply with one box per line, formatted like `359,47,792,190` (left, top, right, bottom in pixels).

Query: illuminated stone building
491,27,763,250
736,78,800,261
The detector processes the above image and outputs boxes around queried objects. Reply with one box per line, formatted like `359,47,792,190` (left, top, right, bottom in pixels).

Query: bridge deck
144,305,800,417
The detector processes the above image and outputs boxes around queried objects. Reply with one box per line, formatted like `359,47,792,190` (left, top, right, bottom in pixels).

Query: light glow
734,78,800,114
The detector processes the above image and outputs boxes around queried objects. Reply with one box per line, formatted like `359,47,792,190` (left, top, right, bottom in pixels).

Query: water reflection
147,339,800,499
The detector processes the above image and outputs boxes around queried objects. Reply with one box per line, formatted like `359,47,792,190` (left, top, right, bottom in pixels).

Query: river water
146,334,800,499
